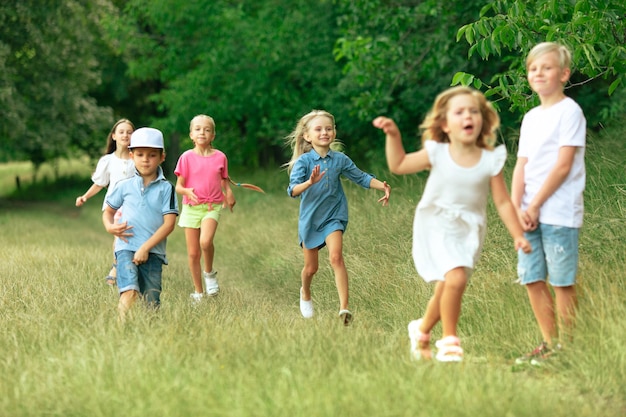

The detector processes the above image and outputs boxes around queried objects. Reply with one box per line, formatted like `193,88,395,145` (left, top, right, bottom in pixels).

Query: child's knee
303,264,318,276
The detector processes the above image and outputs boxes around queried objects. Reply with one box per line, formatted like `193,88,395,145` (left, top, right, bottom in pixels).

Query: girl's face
527,51,570,98
303,116,336,149
113,122,134,148
190,118,215,148
442,94,483,146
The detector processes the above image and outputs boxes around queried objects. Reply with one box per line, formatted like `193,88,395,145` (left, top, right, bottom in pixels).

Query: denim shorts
178,203,222,228
115,250,164,306
517,224,579,287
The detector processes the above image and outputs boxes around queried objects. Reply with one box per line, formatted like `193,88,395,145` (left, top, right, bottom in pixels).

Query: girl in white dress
373,86,531,362
76,119,135,285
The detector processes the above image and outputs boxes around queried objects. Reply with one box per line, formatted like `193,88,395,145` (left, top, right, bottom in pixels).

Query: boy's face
190,118,215,147
527,51,570,97
130,147,165,177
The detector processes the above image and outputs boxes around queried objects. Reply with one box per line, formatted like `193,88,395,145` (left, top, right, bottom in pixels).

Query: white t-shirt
91,153,135,210
518,97,586,228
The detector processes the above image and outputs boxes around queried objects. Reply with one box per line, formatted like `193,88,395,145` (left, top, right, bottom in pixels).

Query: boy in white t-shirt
511,42,586,365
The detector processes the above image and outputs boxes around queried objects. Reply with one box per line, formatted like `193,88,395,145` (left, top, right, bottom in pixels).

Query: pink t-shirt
174,149,229,205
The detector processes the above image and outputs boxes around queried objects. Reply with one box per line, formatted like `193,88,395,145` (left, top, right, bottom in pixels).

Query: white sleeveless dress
412,141,506,282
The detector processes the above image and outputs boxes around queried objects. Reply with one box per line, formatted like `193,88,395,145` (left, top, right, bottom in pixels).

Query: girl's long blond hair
419,86,500,150
284,110,341,172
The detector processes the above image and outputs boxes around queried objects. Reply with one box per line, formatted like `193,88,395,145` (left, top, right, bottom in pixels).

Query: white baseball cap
130,127,164,149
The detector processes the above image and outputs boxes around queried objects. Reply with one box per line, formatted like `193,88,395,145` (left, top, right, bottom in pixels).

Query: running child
373,86,531,362
103,127,178,321
286,109,391,325
76,118,135,285
175,115,236,302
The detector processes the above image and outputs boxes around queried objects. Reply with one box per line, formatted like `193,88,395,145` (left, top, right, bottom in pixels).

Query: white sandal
435,336,464,363
408,319,432,361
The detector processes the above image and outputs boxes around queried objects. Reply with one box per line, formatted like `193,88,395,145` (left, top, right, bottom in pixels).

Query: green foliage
454,0,626,120
332,0,494,165
108,0,345,168
0,0,117,166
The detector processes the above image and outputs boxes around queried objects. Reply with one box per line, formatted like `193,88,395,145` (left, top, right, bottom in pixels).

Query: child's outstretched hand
515,236,532,254
309,164,325,185
378,181,391,206
372,116,400,137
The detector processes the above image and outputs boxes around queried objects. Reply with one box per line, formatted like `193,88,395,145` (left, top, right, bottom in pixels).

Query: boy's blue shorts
116,250,164,306
517,224,579,287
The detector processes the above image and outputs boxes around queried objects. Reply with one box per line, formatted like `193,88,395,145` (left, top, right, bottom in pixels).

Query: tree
333,0,492,162
454,0,626,123
109,0,345,168
0,0,116,171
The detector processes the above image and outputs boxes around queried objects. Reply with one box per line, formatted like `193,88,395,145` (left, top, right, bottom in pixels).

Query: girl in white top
76,119,135,285
373,86,531,362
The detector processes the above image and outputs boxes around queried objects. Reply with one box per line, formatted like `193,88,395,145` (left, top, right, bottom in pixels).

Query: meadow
0,129,625,416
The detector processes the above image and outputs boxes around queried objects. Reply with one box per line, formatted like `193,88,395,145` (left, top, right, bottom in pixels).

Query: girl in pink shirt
175,115,236,302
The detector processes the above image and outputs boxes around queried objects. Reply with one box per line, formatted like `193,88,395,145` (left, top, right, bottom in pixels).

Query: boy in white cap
103,127,179,321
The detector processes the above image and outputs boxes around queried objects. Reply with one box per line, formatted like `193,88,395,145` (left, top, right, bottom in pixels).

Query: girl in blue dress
286,110,391,325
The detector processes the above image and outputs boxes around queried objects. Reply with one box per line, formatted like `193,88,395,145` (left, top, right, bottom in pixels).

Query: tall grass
0,129,625,416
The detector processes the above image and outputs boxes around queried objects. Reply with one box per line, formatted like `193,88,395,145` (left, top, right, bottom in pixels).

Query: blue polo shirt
106,166,179,258
287,149,374,249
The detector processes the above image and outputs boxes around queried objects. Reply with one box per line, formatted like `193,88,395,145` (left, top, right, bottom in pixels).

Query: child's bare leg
301,247,319,300
420,281,444,333
526,281,557,345
118,290,139,322
106,238,117,284
439,267,467,338
199,218,218,273
554,285,577,343
326,231,348,310
184,228,203,293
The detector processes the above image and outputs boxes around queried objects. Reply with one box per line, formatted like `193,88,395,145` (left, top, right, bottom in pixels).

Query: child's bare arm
102,206,134,242
221,178,236,212
526,146,577,224
175,175,199,204
372,116,430,175
133,213,177,264
76,184,104,207
369,178,391,206
491,173,531,253
511,157,535,231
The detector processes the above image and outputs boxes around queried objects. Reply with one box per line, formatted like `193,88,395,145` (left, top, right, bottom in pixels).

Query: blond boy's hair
526,42,572,70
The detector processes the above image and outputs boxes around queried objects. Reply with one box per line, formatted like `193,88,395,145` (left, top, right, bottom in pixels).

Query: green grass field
1,130,625,416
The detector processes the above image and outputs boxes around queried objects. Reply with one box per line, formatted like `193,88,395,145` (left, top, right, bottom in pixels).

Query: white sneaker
190,292,203,304
299,288,314,318
203,270,219,296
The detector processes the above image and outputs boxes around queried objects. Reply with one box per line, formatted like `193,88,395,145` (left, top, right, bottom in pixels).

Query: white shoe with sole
203,270,219,296
299,288,314,318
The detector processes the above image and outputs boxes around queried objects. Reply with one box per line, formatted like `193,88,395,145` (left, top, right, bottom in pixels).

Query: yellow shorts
178,203,222,228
